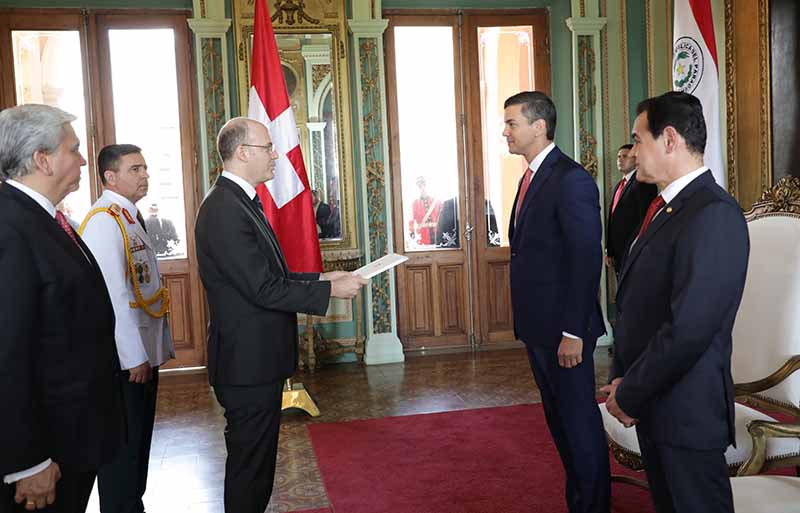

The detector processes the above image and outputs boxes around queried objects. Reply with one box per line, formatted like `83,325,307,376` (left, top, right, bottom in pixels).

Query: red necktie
637,195,666,239
611,177,627,215
55,210,80,247
515,168,533,221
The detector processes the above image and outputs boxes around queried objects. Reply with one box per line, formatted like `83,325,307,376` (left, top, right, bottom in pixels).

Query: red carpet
309,403,654,513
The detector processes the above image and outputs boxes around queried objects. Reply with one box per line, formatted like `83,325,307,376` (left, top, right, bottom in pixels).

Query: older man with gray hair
0,104,123,512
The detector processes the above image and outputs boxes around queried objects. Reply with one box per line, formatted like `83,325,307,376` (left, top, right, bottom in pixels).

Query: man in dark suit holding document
195,117,366,513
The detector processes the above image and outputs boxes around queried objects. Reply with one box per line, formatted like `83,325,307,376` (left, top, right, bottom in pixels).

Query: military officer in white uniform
80,144,174,513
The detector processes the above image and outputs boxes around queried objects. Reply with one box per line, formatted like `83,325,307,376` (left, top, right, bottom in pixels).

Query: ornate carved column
566,10,614,346
348,1,404,365
187,0,232,191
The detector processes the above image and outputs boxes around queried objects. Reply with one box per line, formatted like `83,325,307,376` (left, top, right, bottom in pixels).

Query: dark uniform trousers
97,367,160,513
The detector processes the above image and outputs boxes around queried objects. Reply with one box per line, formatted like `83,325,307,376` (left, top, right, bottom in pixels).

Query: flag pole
281,316,320,417
248,0,323,417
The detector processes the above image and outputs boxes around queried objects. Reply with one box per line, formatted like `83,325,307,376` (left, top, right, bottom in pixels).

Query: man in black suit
0,104,123,512
195,117,366,513
603,92,749,513
504,91,609,513
311,189,334,238
605,144,658,277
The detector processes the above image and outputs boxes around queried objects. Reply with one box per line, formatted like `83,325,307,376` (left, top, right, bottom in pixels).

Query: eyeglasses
241,143,274,152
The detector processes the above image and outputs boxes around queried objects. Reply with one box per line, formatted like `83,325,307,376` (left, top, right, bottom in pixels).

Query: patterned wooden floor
86,346,612,512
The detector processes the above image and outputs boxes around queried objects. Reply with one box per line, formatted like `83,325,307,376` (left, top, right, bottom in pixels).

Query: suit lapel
3,185,94,272
618,171,715,287
217,177,290,275
511,147,560,243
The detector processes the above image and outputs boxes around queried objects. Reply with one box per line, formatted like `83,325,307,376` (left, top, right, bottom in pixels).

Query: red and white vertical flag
249,0,322,272
673,0,725,187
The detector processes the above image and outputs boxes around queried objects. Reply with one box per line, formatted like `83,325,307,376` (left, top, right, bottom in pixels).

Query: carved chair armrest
734,355,800,396
736,420,800,476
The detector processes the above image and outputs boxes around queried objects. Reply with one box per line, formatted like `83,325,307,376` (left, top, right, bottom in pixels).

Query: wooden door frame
1,8,206,368
462,9,551,346
94,11,206,368
0,10,102,201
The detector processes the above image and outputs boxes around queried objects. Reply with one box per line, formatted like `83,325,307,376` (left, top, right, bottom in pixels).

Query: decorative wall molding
188,1,231,192
724,0,772,209
350,10,404,363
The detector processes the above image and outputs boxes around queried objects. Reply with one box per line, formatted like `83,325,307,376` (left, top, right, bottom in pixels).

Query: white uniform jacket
81,190,175,369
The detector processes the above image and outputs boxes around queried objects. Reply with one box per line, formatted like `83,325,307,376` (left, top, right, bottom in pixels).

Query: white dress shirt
629,166,708,249
3,180,53,483
527,142,556,178
658,166,708,206
222,170,257,200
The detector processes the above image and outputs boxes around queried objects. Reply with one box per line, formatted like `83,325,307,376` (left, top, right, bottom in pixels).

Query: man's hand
15,462,60,511
128,361,152,384
604,255,615,269
600,378,637,427
330,274,368,299
557,336,583,368
320,271,352,281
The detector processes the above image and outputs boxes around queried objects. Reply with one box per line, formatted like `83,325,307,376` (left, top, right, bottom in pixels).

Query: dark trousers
97,367,159,513
637,429,733,513
2,468,95,513
527,339,610,513
214,380,283,513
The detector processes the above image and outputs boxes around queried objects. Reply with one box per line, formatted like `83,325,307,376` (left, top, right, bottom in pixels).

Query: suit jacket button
511,252,517,258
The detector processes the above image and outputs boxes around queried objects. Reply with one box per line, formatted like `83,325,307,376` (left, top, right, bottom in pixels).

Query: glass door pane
394,26,461,252
12,30,92,222
477,26,535,247
107,28,187,259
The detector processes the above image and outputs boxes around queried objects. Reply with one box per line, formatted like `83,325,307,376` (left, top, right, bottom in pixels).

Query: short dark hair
635,92,706,155
618,144,633,152
504,91,557,140
98,144,142,185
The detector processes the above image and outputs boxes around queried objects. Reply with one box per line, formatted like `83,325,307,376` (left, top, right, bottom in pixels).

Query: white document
353,253,409,279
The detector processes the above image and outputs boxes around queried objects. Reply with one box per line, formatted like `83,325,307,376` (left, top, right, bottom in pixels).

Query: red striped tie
637,195,666,239
55,210,80,247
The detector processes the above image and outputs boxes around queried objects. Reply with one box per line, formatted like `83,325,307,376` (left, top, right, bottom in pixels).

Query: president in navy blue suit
504,91,610,513
603,92,749,513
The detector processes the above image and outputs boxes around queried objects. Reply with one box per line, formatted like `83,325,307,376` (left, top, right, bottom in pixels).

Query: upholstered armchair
731,420,800,513
600,176,800,487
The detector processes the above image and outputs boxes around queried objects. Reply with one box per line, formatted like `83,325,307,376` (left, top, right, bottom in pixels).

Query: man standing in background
81,144,175,513
605,144,658,278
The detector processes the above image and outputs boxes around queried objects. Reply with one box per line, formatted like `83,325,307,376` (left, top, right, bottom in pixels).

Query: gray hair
217,117,250,163
0,104,77,181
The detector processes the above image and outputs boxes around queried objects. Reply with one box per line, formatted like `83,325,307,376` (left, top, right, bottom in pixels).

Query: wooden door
385,13,473,350
385,9,551,351
94,13,206,368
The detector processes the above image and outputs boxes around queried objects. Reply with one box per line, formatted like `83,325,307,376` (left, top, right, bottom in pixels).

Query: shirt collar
528,142,556,174
623,169,636,182
221,170,257,200
102,189,138,217
660,166,708,204
5,179,56,218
